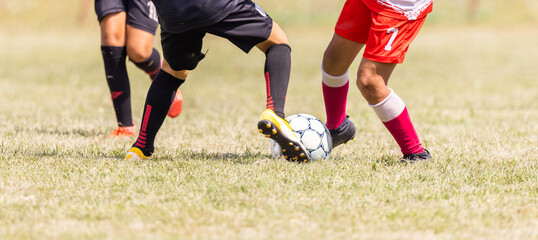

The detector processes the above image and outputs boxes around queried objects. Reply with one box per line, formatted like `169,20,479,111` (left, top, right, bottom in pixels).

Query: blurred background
0,0,536,131
1,0,538,29
0,0,536,141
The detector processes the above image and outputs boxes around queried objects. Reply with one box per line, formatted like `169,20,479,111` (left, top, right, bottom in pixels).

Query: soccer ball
270,114,333,161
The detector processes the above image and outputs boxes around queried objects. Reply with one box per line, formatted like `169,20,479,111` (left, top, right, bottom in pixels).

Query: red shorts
335,0,427,63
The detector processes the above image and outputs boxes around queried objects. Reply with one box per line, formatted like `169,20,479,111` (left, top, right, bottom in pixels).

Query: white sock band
369,89,406,122
321,65,349,87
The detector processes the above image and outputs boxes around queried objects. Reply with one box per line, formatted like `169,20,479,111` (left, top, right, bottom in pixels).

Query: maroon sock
370,89,424,155
321,69,349,129
383,108,424,155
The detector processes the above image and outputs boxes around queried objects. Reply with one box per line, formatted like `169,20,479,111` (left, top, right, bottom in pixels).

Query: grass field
0,1,537,239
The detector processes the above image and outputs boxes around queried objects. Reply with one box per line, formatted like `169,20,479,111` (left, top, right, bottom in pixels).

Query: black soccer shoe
258,109,310,163
329,115,356,149
401,149,432,163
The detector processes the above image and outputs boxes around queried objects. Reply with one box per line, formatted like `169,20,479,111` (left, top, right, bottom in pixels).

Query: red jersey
361,0,433,20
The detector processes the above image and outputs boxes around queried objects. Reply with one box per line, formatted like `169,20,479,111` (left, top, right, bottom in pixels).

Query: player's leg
322,0,372,148
205,1,290,119
322,34,362,148
125,25,183,118
125,0,161,80
125,30,202,160
125,61,186,160
96,4,136,137
358,13,431,162
203,0,308,161
322,34,362,132
124,0,183,118
255,21,290,119
255,21,310,162
357,59,429,161
126,26,160,79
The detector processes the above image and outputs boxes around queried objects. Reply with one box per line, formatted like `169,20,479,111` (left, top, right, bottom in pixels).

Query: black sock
101,46,133,127
264,44,291,118
134,70,184,155
131,48,161,80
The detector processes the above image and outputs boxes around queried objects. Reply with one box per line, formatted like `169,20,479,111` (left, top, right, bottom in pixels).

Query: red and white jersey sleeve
362,0,433,20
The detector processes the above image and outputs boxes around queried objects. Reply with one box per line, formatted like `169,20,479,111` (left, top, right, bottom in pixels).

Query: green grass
1,1,537,239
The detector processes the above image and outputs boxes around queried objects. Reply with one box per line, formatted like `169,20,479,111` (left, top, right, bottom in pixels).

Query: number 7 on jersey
385,27,399,51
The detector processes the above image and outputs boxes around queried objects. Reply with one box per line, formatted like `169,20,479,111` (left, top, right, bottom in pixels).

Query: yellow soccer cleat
257,109,310,162
124,147,152,160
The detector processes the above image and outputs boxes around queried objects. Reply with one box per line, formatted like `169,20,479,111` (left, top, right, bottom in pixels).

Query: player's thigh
99,12,127,46
96,0,127,46
126,25,155,62
363,13,427,63
323,33,364,76
256,21,288,53
322,0,371,75
206,0,273,54
160,30,206,71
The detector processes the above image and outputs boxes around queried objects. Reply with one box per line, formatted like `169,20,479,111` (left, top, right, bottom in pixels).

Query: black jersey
152,0,240,33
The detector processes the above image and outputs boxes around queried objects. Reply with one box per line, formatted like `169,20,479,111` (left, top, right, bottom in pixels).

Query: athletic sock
101,46,133,127
264,44,291,118
134,70,184,156
370,89,424,155
131,48,161,80
321,68,349,130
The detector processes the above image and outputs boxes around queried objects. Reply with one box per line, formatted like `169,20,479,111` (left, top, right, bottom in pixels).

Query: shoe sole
400,158,430,164
400,154,432,164
258,119,310,163
124,147,152,160
108,132,136,138
333,132,356,148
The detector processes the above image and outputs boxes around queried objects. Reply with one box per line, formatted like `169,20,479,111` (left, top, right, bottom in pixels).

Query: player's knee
101,34,124,46
166,51,206,71
126,46,151,63
356,73,376,93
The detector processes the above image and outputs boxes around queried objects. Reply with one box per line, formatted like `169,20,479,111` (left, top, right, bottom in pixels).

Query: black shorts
160,0,273,70
95,0,159,35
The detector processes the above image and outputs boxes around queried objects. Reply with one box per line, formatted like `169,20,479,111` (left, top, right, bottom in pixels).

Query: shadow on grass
15,145,270,164
155,149,270,164
329,153,401,167
21,147,124,159
11,126,103,138
373,155,401,167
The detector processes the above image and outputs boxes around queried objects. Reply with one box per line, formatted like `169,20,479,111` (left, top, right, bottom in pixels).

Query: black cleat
401,149,432,163
329,115,356,149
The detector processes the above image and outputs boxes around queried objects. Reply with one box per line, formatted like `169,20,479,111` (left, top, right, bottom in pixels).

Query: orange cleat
167,89,183,118
108,125,137,138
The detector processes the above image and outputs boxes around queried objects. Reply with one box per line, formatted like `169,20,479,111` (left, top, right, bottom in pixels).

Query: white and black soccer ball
270,114,333,161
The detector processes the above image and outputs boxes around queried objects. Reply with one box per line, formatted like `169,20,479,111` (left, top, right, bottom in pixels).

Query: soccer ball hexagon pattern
270,114,333,161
